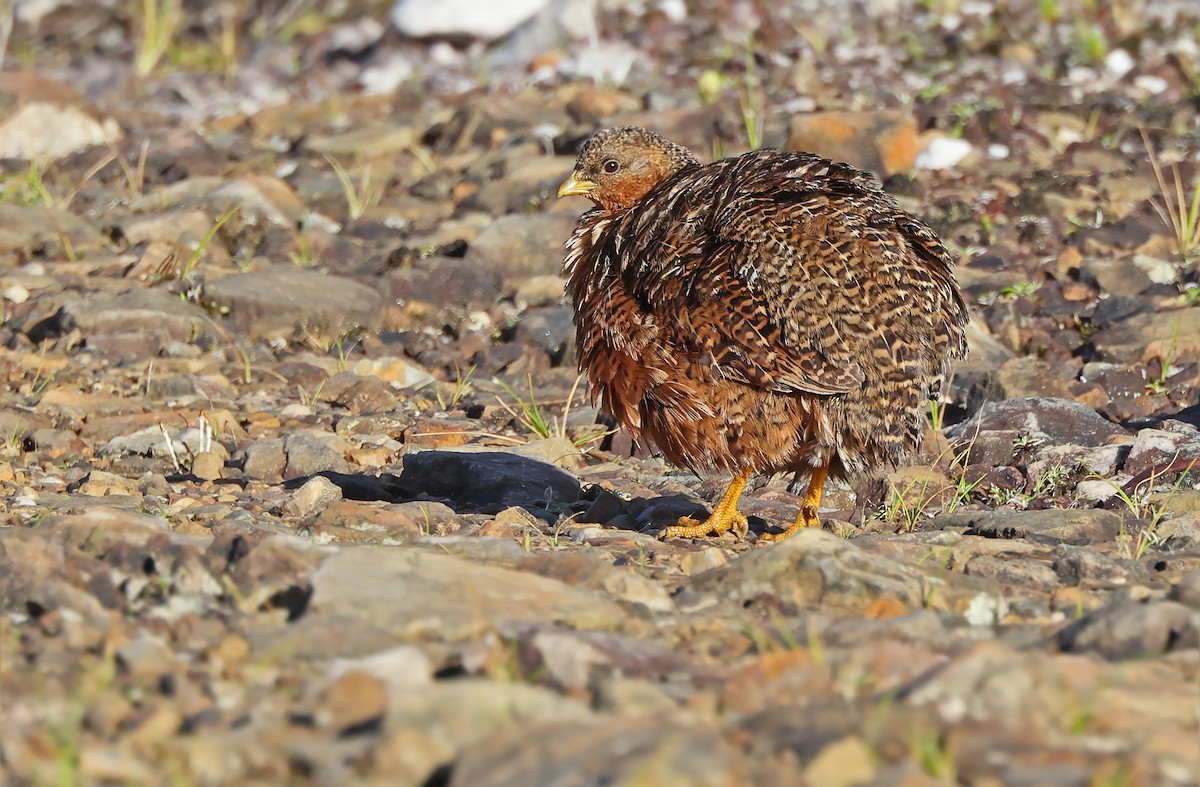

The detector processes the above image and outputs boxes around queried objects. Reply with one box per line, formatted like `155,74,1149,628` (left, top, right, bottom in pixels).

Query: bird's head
557,127,699,212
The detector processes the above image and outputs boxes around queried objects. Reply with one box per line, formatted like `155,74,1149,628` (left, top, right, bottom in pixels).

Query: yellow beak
557,175,597,198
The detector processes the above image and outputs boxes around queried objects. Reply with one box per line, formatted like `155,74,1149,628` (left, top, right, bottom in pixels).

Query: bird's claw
660,512,748,541
758,510,821,542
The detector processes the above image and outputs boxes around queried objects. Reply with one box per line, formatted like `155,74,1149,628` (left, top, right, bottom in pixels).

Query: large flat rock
686,529,926,612
309,547,626,642
204,268,384,339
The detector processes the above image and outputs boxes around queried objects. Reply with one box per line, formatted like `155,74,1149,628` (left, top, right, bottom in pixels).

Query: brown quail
558,127,968,541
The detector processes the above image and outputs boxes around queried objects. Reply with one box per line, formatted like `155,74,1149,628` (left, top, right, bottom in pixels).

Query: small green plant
697,68,724,105
914,729,956,780
1032,464,1074,497
1145,323,1183,394
135,0,184,77
737,36,765,151
232,344,253,385
884,474,935,531
0,158,54,206
297,379,326,406
986,484,1032,509
5,417,25,452
1092,457,1197,559
700,35,766,152
998,280,1042,301
492,373,608,451
180,202,242,280
1073,23,1108,65
324,154,383,220
495,377,553,439
1144,375,1168,395
287,222,313,267
436,364,477,411
917,546,955,608
915,82,952,102
928,397,949,432
1143,128,1200,264
29,371,56,398
1011,432,1043,451
946,472,985,513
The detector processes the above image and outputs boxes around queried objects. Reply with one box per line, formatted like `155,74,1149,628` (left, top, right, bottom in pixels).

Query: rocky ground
2,0,1200,784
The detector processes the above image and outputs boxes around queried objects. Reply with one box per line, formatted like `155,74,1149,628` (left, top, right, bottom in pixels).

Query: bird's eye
602,159,620,174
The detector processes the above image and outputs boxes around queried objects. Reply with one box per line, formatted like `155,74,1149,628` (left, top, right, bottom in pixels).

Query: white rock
330,646,433,690
360,53,415,95
284,475,343,519
1134,75,1169,95
0,103,122,163
1076,479,1120,502
963,592,1008,626
658,0,687,22
1132,254,1177,285
1001,67,1027,86
391,0,549,41
987,144,1010,159
3,284,30,304
352,357,436,390
915,136,974,170
1104,48,1135,79
560,41,641,85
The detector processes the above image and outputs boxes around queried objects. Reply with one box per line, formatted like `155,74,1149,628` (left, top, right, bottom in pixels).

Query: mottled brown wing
617,152,886,397
671,255,868,397
707,158,967,399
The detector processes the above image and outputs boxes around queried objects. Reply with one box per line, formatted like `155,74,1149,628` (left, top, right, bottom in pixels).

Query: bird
557,126,968,542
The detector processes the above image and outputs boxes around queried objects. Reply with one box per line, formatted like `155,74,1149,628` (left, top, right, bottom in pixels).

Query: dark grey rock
1122,427,1200,481
1168,568,1200,609
511,626,701,692
513,305,575,363
1053,546,1128,586
1092,293,1150,329
0,203,106,255
956,429,1019,467
384,255,500,309
204,268,384,339
579,487,628,524
963,509,1123,545
394,448,581,513
965,555,1059,590
733,700,859,764
947,397,1128,448
374,681,596,784
281,433,351,481
464,212,579,283
57,289,211,360
1055,599,1200,660
1090,305,1200,365
1079,257,1154,297
241,438,286,482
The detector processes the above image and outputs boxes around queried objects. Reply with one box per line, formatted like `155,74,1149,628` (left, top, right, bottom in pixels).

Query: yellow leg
760,463,829,542
661,471,751,540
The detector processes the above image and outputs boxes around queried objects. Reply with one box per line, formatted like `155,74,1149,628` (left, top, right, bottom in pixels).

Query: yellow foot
759,511,820,542
659,471,751,541
759,462,830,544
662,511,749,540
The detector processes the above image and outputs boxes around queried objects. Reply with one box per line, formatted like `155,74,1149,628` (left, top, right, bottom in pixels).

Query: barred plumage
558,127,968,542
